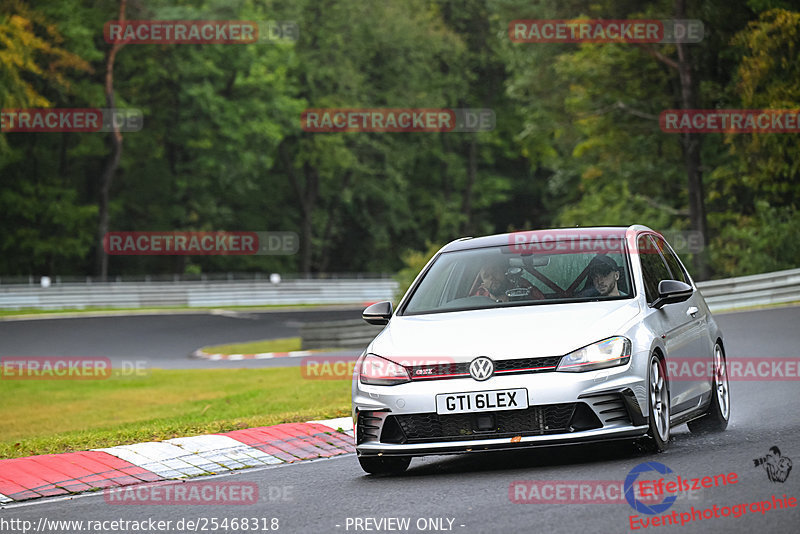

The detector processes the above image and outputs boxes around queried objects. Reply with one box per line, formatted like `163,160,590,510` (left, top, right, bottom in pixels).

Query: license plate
435,388,528,415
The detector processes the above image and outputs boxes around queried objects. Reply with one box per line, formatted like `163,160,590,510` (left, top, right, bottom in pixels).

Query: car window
638,235,672,304
402,238,633,315
652,236,688,284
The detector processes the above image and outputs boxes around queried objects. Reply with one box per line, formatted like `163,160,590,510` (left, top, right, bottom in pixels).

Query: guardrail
0,268,797,312
0,279,397,309
299,319,383,350
696,267,800,312
0,272,391,285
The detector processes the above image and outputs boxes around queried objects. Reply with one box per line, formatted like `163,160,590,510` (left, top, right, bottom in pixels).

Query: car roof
440,225,654,252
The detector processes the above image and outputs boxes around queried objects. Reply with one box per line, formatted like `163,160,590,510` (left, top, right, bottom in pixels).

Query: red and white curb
191,349,320,360
308,416,353,437
0,418,354,504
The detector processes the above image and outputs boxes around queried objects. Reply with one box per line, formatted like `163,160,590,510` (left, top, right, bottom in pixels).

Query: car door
651,235,714,408
638,234,708,414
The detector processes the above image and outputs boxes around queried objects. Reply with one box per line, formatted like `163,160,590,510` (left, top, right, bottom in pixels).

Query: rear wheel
358,455,411,475
641,354,670,452
688,343,730,434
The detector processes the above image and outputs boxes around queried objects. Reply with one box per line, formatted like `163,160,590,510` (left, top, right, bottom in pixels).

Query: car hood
369,299,641,362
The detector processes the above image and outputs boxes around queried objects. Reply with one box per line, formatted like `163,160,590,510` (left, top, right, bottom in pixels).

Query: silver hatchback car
352,226,730,474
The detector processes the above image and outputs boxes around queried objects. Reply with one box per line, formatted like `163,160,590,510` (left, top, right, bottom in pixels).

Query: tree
706,7,800,276
0,0,97,275
497,0,759,279
277,0,467,273
96,0,127,280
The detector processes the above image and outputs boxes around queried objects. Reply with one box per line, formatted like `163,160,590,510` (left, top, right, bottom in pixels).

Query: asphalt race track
2,306,800,533
0,308,362,369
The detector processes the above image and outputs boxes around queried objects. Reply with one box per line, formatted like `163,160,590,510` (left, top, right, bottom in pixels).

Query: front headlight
557,336,631,372
358,354,411,385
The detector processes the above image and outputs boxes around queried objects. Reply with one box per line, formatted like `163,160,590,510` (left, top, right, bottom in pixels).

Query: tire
688,343,730,434
641,354,670,452
358,455,411,475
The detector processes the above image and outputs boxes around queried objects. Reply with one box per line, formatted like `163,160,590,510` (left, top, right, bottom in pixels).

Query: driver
475,262,510,301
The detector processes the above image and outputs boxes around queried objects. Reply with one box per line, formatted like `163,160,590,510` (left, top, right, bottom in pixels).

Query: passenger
582,255,624,297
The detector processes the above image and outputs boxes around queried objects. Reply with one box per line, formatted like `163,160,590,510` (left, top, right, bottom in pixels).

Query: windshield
402,239,633,315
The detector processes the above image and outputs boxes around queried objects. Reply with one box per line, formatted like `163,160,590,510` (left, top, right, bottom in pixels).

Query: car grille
387,403,579,443
407,356,562,381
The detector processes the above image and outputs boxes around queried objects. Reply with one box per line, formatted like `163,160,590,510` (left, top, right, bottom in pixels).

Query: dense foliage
1,0,797,280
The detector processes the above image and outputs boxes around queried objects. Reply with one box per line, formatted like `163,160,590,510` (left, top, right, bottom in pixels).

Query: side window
638,235,672,303
653,236,688,284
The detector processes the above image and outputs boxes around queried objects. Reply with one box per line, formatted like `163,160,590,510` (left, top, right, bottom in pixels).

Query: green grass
0,367,351,459
201,337,303,354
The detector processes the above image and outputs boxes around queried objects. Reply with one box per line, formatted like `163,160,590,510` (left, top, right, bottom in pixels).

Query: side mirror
651,280,693,309
363,301,393,325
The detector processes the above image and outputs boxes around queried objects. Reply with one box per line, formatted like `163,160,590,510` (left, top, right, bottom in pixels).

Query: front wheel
358,455,411,475
641,355,670,452
688,344,730,434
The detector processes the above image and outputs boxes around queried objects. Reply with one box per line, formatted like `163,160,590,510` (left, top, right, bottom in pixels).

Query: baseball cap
588,255,618,276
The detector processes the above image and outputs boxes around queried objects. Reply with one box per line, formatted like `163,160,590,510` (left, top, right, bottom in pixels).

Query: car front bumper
353,360,651,457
